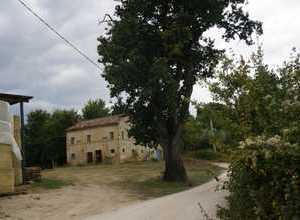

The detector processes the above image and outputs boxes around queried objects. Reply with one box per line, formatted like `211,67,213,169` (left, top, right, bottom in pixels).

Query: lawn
37,159,223,199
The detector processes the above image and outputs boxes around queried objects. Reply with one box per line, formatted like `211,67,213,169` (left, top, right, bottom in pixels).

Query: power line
16,0,102,71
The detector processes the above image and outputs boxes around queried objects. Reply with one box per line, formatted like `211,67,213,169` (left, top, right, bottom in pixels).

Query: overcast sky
1,0,299,115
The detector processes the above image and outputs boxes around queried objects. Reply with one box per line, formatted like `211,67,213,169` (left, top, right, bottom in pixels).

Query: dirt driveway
0,184,139,220
0,161,222,220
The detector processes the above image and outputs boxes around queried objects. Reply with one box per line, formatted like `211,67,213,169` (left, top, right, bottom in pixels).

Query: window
71,153,76,160
70,137,75,145
87,135,91,144
122,148,125,153
110,132,114,140
87,152,93,163
110,149,115,154
122,131,125,140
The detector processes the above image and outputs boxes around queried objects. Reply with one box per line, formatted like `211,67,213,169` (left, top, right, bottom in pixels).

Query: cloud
0,0,116,113
0,0,299,116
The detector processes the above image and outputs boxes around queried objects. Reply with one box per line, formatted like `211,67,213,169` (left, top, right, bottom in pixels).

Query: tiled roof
66,115,126,132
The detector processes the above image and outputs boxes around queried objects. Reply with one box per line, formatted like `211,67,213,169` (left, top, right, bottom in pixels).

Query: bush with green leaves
218,136,300,220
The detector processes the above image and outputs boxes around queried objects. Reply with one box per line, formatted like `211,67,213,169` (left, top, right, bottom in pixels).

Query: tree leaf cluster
218,136,300,219
25,109,80,168
208,47,300,145
82,99,110,120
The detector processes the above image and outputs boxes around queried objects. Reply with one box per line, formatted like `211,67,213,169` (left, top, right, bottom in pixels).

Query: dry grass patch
39,159,223,198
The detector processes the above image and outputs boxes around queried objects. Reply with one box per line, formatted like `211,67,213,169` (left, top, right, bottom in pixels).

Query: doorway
87,152,93,163
95,150,102,163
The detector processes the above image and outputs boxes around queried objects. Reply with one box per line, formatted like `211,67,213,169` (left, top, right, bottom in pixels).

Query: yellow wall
0,144,15,194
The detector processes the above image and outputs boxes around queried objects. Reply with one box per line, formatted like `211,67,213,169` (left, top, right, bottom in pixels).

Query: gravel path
85,163,229,220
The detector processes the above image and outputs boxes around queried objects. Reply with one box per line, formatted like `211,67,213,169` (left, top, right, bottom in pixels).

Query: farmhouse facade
66,115,160,165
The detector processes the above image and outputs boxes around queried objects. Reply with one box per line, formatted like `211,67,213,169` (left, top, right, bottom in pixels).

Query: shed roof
0,93,33,105
66,114,127,132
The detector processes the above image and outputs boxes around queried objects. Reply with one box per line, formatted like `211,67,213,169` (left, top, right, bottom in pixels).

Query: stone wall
66,118,153,165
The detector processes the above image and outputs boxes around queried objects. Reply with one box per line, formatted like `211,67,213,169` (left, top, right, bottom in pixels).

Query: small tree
82,99,110,120
25,109,79,168
25,110,51,167
98,0,262,182
47,110,80,167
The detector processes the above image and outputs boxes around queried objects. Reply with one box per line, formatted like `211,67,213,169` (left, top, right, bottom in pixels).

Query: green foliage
82,99,110,120
98,0,261,182
183,115,204,149
111,97,128,115
46,110,80,166
25,109,80,168
183,103,236,151
195,149,225,161
218,136,300,220
26,110,51,167
209,48,300,146
97,0,262,146
185,149,229,161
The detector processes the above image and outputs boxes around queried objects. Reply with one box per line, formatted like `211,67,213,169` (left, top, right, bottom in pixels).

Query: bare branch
98,14,115,25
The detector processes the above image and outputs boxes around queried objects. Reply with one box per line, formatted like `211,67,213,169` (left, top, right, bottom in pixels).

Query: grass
31,178,71,189
117,159,223,199
36,159,223,199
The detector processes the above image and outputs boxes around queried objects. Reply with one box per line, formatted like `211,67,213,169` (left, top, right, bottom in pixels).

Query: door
87,152,93,163
95,150,102,163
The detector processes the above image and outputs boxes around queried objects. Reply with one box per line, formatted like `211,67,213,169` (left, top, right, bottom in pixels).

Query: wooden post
20,102,26,183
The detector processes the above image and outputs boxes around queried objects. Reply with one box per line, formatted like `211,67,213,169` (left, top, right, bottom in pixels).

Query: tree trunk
163,143,187,182
162,126,188,182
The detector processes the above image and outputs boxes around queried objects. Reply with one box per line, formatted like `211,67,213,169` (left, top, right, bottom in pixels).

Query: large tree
98,0,262,182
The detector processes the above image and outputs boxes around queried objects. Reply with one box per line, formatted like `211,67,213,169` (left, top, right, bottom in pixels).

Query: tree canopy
25,109,80,168
82,99,110,120
206,47,300,146
98,0,262,182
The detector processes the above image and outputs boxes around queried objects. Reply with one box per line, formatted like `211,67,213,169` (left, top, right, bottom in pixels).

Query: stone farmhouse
66,115,161,165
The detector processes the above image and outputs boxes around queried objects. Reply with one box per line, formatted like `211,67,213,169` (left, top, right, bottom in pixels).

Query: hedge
218,136,300,220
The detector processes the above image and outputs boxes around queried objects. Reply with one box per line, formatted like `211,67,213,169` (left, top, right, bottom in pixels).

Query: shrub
196,149,220,161
218,136,300,220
